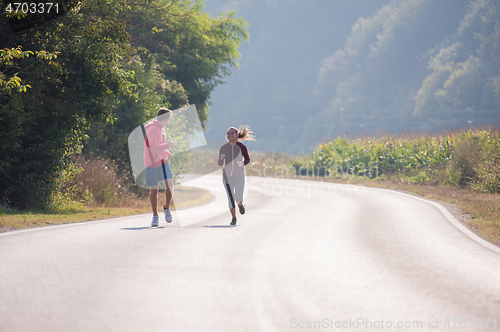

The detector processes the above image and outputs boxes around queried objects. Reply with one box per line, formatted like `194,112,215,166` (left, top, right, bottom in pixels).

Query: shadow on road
121,227,165,230
203,225,237,228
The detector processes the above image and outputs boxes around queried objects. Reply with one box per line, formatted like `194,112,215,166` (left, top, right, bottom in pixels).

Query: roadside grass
0,185,211,233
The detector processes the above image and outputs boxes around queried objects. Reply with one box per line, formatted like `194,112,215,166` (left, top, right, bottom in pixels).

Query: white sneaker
151,215,159,227
163,206,173,223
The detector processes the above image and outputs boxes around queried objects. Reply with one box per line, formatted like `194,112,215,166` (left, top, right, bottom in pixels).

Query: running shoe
151,215,159,227
238,203,245,215
163,206,173,223
230,217,237,226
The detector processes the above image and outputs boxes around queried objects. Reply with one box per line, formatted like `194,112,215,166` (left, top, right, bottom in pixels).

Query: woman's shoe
238,203,245,215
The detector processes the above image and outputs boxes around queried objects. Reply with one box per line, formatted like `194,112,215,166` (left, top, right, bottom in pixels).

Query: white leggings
223,175,245,209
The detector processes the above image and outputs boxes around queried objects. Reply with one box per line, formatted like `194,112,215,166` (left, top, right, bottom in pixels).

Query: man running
144,108,175,227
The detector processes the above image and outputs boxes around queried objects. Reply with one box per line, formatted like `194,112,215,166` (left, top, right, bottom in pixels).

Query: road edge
377,187,500,255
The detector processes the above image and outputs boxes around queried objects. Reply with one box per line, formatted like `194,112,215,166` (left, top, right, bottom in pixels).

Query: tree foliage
126,0,248,124
310,0,500,142
414,0,500,121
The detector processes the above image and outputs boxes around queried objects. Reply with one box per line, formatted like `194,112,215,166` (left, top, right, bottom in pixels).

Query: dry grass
0,185,212,233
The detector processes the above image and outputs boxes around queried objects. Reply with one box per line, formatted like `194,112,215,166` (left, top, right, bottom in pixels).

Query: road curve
1,174,500,332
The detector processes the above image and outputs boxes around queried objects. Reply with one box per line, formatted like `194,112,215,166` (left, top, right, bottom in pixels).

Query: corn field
292,128,500,193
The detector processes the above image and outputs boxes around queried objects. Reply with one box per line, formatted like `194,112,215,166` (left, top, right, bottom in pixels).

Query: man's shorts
145,162,173,187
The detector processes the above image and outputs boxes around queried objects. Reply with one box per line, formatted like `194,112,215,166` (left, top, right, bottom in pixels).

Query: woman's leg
223,175,236,209
234,176,245,206
233,176,245,214
223,175,237,222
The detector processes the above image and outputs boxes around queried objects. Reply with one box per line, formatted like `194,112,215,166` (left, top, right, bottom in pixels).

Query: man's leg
164,178,174,209
150,185,160,227
150,186,159,215
162,178,174,223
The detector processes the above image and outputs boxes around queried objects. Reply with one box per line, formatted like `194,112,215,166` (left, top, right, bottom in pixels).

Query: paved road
1,174,500,332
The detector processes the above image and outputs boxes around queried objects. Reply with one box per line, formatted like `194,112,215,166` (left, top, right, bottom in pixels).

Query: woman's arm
218,146,225,167
240,144,250,166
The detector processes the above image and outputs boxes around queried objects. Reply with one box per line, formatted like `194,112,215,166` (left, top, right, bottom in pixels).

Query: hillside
204,0,500,154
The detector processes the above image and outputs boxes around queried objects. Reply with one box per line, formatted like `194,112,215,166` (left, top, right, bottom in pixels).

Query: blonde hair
228,125,256,141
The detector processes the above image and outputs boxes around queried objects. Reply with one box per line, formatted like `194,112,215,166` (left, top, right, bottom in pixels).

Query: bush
408,170,433,184
55,156,126,207
445,134,482,187
472,131,500,193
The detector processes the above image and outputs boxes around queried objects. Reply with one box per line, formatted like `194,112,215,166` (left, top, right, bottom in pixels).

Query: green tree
84,57,189,168
313,0,471,138
0,0,134,209
125,0,249,125
414,0,500,128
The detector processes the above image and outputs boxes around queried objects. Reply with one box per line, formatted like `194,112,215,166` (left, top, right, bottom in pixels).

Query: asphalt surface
1,173,500,332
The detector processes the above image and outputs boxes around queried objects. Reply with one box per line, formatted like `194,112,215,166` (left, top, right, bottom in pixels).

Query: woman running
218,126,255,225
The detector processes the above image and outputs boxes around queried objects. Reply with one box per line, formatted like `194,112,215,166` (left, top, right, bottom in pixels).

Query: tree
125,0,249,125
0,0,134,209
414,0,500,128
